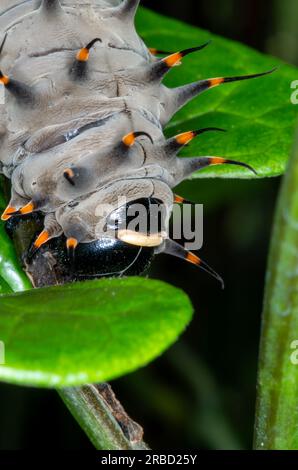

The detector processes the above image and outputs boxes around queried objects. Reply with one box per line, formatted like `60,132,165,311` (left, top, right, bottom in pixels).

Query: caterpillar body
0,0,274,284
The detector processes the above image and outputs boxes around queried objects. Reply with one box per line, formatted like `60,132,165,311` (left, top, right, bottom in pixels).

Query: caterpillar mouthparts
0,0,275,284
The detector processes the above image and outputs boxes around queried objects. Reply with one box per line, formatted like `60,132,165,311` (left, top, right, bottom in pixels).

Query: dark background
0,0,297,450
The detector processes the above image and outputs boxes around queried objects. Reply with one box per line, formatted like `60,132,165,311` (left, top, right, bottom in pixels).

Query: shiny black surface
6,211,155,280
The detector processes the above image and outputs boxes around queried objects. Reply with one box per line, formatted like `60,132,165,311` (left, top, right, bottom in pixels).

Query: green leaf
137,8,298,179
0,276,12,295
254,129,298,449
0,277,193,388
0,224,31,292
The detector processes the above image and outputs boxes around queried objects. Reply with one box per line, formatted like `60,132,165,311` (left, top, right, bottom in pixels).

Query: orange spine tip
20,201,35,215
210,157,227,165
0,74,9,86
176,131,196,145
76,48,89,62
174,195,185,204
64,168,75,178
1,206,16,221
186,252,201,266
66,238,78,250
149,48,157,55
209,77,225,87
34,230,50,249
164,52,182,68
122,132,135,147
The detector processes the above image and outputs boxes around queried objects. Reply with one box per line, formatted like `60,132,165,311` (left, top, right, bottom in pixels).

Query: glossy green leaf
0,277,193,388
137,8,298,178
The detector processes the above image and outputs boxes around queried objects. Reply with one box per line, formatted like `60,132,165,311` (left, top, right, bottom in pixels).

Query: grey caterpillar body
0,0,274,283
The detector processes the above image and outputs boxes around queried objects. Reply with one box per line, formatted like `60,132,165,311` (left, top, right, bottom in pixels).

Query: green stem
254,128,298,450
0,221,31,293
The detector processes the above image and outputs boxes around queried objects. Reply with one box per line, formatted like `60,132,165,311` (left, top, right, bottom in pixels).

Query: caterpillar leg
5,200,38,218
1,191,29,221
28,213,62,256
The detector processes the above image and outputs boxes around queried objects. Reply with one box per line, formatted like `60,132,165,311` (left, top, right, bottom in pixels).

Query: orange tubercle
0,74,10,86
1,206,16,221
34,230,50,249
20,201,35,215
64,168,75,178
76,47,89,62
209,77,225,87
174,195,185,204
66,238,78,250
176,131,196,145
210,157,226,165
164,52,182,68
122,132,136,147
186,252,201,266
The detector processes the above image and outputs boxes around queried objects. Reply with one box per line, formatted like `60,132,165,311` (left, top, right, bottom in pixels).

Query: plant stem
254,128,298,450
60,384,149,450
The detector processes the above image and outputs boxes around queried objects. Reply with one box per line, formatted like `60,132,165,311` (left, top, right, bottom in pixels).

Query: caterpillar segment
0,0,275,283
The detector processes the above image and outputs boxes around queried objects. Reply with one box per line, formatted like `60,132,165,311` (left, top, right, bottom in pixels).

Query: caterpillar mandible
0,0,274,284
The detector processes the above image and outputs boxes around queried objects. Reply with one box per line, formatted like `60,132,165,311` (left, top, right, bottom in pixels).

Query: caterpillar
0,0,274,285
